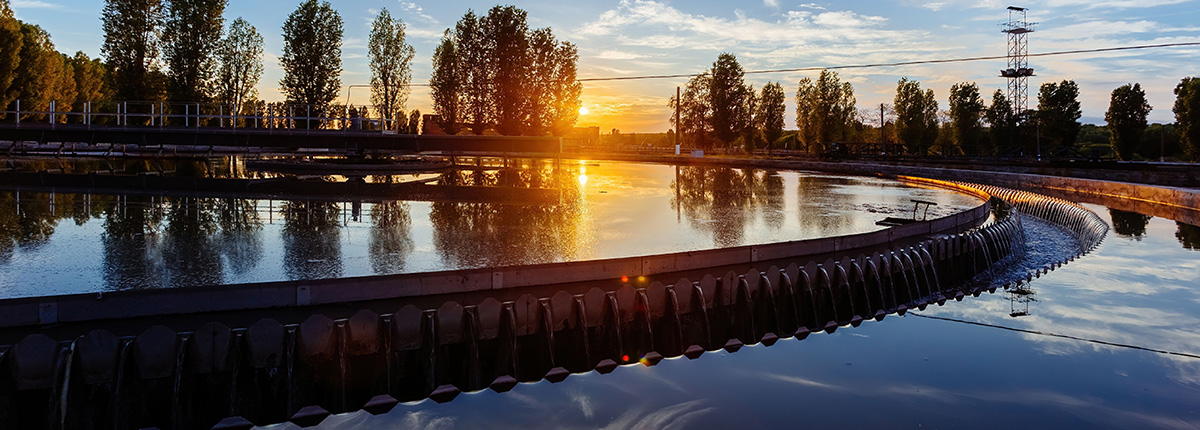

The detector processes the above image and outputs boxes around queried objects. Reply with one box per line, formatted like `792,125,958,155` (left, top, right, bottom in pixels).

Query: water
0,160,980,298
265,203,1200,429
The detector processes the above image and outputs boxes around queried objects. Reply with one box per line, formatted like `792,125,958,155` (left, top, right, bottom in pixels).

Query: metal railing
1,100,417,134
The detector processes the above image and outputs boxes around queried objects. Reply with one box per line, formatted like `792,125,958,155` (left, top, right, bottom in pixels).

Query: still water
269,204,1200,429
0,161,979,298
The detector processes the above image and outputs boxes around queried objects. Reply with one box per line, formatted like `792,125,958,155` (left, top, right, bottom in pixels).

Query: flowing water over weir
0,179,1110,430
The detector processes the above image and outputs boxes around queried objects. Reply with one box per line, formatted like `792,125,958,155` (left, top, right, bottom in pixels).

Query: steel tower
1000,6,1036,116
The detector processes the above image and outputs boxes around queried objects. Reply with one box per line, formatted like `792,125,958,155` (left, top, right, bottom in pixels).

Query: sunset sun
579,106,589,115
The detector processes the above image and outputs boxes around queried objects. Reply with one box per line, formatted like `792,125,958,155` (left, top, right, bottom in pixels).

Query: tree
546,38,581,137
69,52,108,105
437,7,580,137
670,73,713,149
455,10,489,135
368,8,414,132
483,5,529,136
794,70,856,153
162,0,225,102
1105,83,1152,161
279,0,342,129
708,53,753,146
948,82,985,155
214,17,263,119
894,77,939,155
985,90,1016,154
1175,77,1200,160
13,23,74,122
430,30,461,135
0,0,22,115
1037,79,1082,149
101,0,164,102
756,81,786,150
407,109,421,135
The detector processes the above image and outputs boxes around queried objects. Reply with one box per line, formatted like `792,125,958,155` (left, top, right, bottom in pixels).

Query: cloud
764,0,780,8
397,1,438,24
595,50,652,60
924,2,948,11
11,0,64,9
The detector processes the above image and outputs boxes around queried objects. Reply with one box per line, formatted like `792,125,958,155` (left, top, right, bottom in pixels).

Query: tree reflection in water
1177,222,1200,250
1109,208,1152,239
369,201,414,274
430,163,585,268
215,198,263,277
671,166,784,248
282,201,344,280
101,195,166,290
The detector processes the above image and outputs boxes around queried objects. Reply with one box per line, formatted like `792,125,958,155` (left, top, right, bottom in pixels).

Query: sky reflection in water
264,204,1200,430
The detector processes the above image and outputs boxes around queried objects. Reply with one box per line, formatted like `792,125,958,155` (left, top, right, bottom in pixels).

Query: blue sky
11,0,1200,132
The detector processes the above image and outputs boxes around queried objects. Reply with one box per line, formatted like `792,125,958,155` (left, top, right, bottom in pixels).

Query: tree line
672,52,1200,161
0,0,582,135
429,5,582,137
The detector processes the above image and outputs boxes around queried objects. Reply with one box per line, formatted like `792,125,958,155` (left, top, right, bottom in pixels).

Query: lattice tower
1000,6,1036,117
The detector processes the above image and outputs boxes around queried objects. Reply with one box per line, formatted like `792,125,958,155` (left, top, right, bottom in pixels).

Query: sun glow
579,106,589,115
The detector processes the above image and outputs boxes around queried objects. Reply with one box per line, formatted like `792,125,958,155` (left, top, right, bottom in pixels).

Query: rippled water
265,204,1200,429
0,161,980,298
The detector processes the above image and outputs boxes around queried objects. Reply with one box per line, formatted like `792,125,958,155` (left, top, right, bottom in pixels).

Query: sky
10,0,1200,132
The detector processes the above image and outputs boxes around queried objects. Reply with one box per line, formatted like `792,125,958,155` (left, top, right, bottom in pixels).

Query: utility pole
879,103,886,145
675,86,681,153
1161,127,1165,162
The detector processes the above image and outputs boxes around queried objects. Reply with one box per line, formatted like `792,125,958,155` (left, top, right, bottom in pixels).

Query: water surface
0,161,979,298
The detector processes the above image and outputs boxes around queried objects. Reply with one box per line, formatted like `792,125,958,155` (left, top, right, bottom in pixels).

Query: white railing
1,100,417,134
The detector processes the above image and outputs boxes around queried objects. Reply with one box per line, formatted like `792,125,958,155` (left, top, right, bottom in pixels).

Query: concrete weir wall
0,180,1112,430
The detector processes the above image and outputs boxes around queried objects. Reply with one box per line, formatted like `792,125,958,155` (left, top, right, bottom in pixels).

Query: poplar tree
948,82,985,155
894,77,939,155
454,10,489,135
794,70,856,153
484,5,529,136
279,0,342,128
1105,83,1151,160
214,17,263,118
163,0,226,102
756,82,786,148
368,7,414,132
708,53,752,146
547,38,581,137
101,0,164,102
429,30,461,135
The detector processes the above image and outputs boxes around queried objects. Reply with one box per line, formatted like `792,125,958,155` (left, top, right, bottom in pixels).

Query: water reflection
369,201,413,274
670,166,783,248
0,162,985,297
282,201,343,280
1177,222,1200,250
1108,208,1152,238
430,164,586,267
101,196,165,290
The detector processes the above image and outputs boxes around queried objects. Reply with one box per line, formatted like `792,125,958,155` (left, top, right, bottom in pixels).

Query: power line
575,41,1200,82
909,312,1200,360
394,41,1200,89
